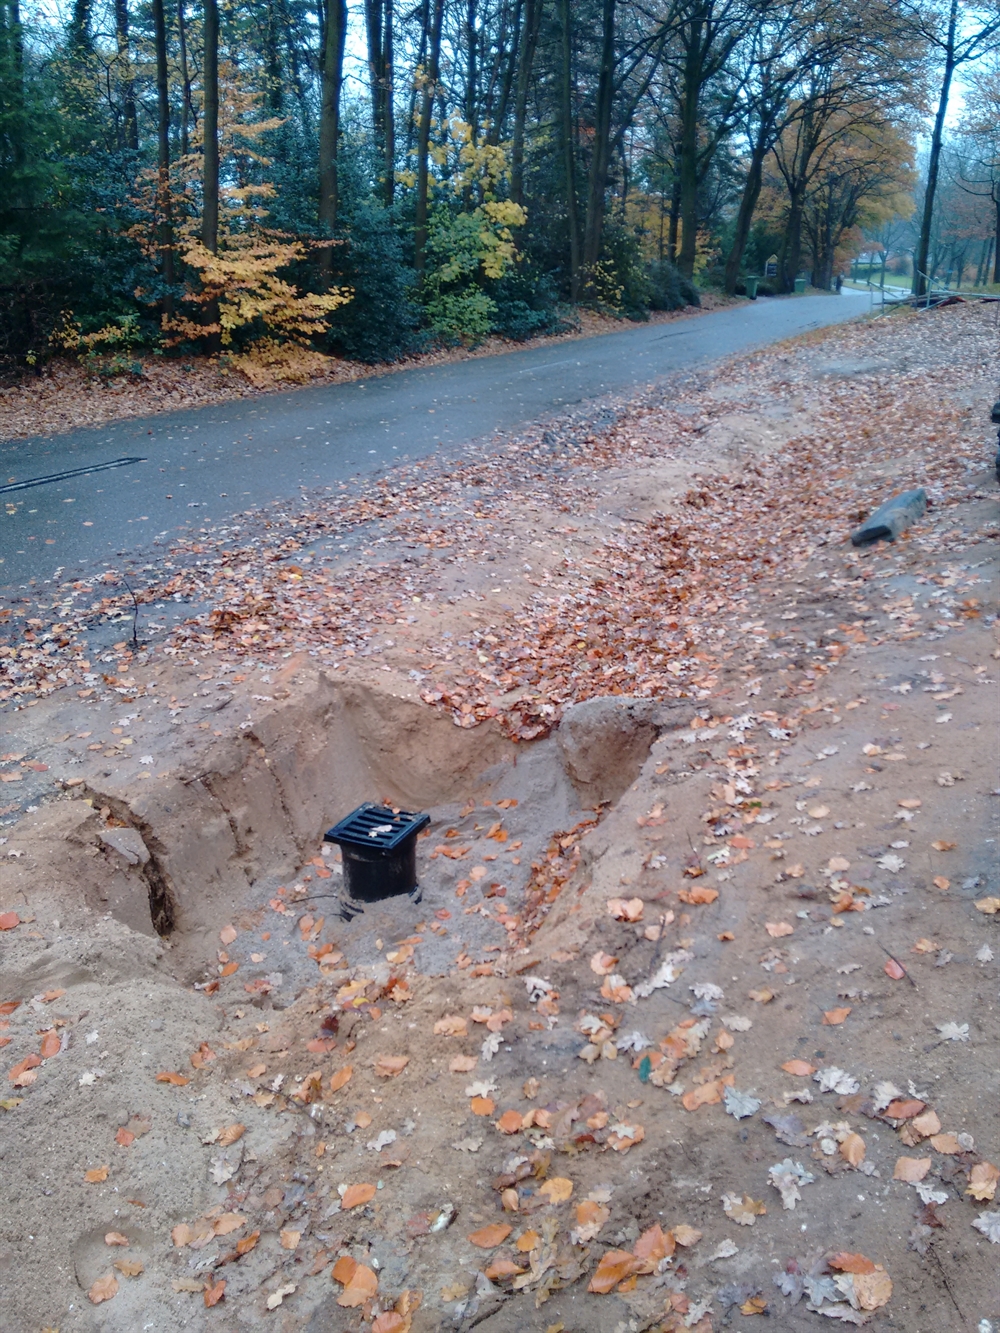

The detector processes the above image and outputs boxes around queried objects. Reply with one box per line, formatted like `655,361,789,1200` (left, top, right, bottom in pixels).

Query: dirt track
1,303,998,1332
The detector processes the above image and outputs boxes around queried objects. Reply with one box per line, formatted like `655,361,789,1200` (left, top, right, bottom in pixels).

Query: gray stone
850,487,926,546
99,826,151,866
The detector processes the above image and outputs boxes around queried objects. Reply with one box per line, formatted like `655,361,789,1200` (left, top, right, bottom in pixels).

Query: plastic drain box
323,803,430,901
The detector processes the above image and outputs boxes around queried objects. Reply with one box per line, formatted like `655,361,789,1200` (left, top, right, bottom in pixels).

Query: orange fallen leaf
494,1108,522,1133
449,1055,477,1073
434,1015,468,1036
470,1096,495,1116
682,1082,723,1112
484,1258,525,1280
0,1000,21,1016
374,1054,409,1078
538,1176,573,1204
220,924,237,945
912,938,938,953
329,1065,353,1092
171,1223,193,1247
219,961,239,977
217,1123,245,1147
516,1229,540,1251
840,1133,866,1167
213,1213,245,1236
203,1278,226,1307
884,958,906,980
88,1273,118,1304
607,897,644,922
104,1231,129,1246
0,912,20,931
765,921,794,938
588,1249,637,1293
748,988,773,1004
341,1182,377,1210
155,1071,189,1086
589,951,618,975
670,1224,702,1247
85,1165,109,1183
966,1162,999,1201
634,1223,674,1268
829,1252,876,1274
893,1156,931,1182
114,1259,144,1277
932,876,950,891
39,1029,60,1059
235,1230,259,1256
781,1059,815,1076
677,885,719,904
822,1006,851,1026
929,1133,961,1154
279,1229,301,1250
931,840,956,852
332,1255,358,1284
468,1223,512,1248
911,1109,941,1138
337,1263,378,1307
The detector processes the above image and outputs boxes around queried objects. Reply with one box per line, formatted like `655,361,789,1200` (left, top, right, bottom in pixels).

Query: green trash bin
745,276,759,299
793,276,807,293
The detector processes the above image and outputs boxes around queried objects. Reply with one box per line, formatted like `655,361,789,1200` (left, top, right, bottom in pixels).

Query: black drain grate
325,803,430,851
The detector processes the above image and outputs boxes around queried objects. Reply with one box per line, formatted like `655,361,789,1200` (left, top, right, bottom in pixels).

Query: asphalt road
0,290,867,591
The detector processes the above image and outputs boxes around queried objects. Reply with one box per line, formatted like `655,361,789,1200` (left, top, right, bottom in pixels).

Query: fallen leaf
807,805,830,819
966,1162,999,1202
765,922,794,938
236,1230,260,1256
470,1096,495,1116
929,1133,961,1154
104,1231,129,1246
40,1030,60,1059
155,1071,189,1086
265,1282,295,1310
434,1015,467,1036
587,1249,637,1293
829,1252,876,1274
115,1127,135,1147
884,958,906,980
468,1222,512,1248
484,1258,525,1281
172,1277,205,1292
893,1156,931,1182
279,1229,301,1250
781,1059,816,1076
590,951,618,975
974,897,1000,914
849,1266,892,1311
0,912,20,931
823,1007,851,1026
217,1123,245,1147
677,885,719,904
88,1274,118,1304
748,988,774,1004
912,938,938,953
683,1082,723,1111
608,1123,645,1150
220,925,237,945
840,1133,866,1167
374,1054,409,1078
84,1165,109,1183
932,876,950,891
722,1193,766,1225
607,897,644,922
496,1109,523,1134
338,1263,378,1307
212,1213,245,1236
516,1229,541,1251
203,1279,226,1307
931,840,956,852
332,1255,358,1284
910,1109,941,1138
670,1225,702,1247
171,1223,194,1248
114,1259,144,1277
329,1065,353,1092
341,1182,377,1210
449,1054,477,1072
538,1176,573,1203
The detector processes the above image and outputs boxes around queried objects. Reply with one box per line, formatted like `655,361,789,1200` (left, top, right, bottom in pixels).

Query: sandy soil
0,302,998,1333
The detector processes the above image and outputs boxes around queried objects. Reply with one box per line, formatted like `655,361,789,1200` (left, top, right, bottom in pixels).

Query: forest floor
0,296,735,444
1,301,999,1333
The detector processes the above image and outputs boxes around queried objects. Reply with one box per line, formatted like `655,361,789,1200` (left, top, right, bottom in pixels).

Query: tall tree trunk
913,0,957,297
318,0,347,266
177,0,193,155
667,172,680,263
114,0,138,151
384,0,395,204
558,0,580,298
723,139,766,294
465,0,477,133
365,0,396,205
413,0,444,274
202,0,220,348
152,0,175,314
992,190,999,284
779,181,806,293
582,0,615,272
676,18,702,281
69,0,91,50
510,0,539,206
264,0,283,112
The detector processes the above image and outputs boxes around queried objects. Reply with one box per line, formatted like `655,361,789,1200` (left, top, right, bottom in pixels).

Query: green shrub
320,203,421,363
647,259,700,311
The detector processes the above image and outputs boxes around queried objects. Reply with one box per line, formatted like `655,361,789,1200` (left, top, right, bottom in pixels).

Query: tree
318,0,348,259
901,0,1000,295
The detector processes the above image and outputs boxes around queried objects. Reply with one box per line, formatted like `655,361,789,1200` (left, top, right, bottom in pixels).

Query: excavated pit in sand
6,674,694,995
